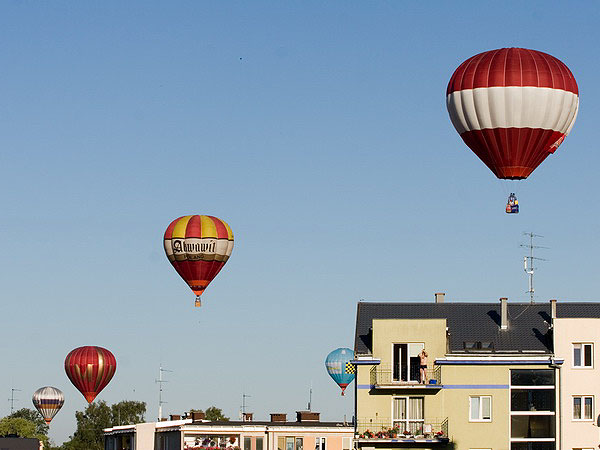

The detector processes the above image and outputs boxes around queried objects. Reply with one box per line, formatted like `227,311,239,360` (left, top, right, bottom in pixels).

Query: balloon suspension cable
195,296,202,307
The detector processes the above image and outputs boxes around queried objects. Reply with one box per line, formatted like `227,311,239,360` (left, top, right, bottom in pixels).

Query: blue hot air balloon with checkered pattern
325,348,355,395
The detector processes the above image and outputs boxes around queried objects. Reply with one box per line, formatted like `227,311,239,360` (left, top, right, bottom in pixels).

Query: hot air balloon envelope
32,386,64,424
164,215,234,306
65,346,116,403
325,348,355,395
447,48,579,180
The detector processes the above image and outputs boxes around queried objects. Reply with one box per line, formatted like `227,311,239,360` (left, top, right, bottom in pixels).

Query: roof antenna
8,388,21,414
520,232,548,304
307,381,313,411
240,393,251,419
156,364,173,421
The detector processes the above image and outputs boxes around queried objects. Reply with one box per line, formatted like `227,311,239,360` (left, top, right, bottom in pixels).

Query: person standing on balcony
419,349,428,384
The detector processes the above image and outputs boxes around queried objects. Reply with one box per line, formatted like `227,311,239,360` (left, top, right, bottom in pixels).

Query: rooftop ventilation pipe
435,293,445,303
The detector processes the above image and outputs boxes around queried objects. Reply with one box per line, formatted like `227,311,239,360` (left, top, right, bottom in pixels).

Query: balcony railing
370,364,442,387
356,417,449,442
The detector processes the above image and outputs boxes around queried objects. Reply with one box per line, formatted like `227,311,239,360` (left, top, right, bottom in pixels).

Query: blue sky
1,1,600,444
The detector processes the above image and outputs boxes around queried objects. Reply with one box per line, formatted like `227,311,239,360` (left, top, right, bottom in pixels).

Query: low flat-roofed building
0,436,41,450
104,411,353,450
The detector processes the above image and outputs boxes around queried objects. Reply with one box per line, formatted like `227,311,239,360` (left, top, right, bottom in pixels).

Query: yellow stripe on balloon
222,219,234,240
200,215,218,238
172,216,193,238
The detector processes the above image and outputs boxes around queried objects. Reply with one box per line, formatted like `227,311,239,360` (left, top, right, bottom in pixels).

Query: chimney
296,411,320,422
242,412,253,422
191,411,205,421
435,293,445,303
500,297,508,330
170,414,181,421
270,413,287,422
550,299,557,319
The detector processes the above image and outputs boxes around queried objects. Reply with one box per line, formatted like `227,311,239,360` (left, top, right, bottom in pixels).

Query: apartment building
352,296,600,450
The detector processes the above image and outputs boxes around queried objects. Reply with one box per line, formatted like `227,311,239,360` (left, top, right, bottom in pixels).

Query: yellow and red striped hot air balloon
164,215,234,307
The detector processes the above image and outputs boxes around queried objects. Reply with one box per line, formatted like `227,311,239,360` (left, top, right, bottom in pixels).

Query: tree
59,400,146,450
8,408,49,436
0,416,49,447
205,406,229,422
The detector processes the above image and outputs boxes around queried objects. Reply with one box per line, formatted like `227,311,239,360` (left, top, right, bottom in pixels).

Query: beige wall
357,319,447,432
135,423,156,449
270,429,352,450
554,318,600,449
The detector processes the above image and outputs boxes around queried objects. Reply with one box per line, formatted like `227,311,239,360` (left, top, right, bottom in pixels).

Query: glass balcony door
392,397,424,435
393,343,423,382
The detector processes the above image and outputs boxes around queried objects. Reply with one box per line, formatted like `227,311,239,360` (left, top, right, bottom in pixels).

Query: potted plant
363,430,374,439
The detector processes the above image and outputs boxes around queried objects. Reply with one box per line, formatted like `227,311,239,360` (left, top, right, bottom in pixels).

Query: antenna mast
8,388,21,414
240,393,251,417
307,382,312,411
156,365,172,421
520,232,548,304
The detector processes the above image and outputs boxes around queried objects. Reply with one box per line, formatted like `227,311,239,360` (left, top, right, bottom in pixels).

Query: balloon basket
195,297,202,307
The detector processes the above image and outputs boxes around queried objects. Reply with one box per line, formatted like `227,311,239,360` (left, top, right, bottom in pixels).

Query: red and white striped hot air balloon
447,48,579,211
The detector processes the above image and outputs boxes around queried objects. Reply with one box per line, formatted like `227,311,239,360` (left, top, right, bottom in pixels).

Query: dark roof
354,301,600,355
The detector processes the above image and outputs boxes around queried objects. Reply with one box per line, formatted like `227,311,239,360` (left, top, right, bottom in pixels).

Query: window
315,438,326,450
280,438,303,450
256,438,264,450
511,369,555,386
510,444,554,450
393,343,424,382
573,343,593,368
470,396,492,421
573,396,593,420
511,389,555,411
511,415,555,438
245,437,253,450
393,397,424,434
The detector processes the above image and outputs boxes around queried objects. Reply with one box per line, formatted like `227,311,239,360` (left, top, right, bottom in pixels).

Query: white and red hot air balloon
446,48,579,212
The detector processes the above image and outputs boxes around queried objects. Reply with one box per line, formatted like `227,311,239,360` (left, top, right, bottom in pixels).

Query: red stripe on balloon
459,128,565,179
447,48,578,95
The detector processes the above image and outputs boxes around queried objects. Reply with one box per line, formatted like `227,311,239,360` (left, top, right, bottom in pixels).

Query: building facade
353,297,600,450
104,412,354,450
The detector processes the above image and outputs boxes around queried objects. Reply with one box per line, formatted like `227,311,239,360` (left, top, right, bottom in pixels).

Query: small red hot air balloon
64,346,116,403
164,215,234,307
447,48,579,212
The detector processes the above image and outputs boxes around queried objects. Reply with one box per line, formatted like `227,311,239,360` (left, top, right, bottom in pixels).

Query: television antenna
520,232,548,304
8,388,21,414
240,393,251,418
156,365,173,421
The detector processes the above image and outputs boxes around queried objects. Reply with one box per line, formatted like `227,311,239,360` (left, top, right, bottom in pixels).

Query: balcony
370,364,442,389
356,417,449,444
